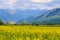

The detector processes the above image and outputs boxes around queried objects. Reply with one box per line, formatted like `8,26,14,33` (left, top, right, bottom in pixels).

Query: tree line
0,19,60,26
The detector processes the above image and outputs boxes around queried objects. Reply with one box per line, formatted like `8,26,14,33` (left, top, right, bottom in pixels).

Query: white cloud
0,0,17,9
30,0,52,3
0,0,60,10
8,0,16,5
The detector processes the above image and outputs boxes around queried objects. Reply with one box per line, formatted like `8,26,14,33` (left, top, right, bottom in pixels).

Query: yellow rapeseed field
0,25,60,40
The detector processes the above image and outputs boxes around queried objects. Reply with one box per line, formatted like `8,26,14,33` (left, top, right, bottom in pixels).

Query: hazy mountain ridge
32,8,60,24
0,9,48,23
17,8,60,24
16,10,48,23
0,9,12,23
0,8,60,24
33,15,60,24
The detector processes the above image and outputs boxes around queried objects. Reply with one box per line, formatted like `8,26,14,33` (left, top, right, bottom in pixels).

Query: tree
0,20,4,25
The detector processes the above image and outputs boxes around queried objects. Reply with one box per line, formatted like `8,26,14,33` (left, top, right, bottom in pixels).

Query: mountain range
17,8,60,24
0,9,47,23
0,8,60,24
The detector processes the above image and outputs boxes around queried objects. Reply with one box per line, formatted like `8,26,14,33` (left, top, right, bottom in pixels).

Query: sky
0,0,60,10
